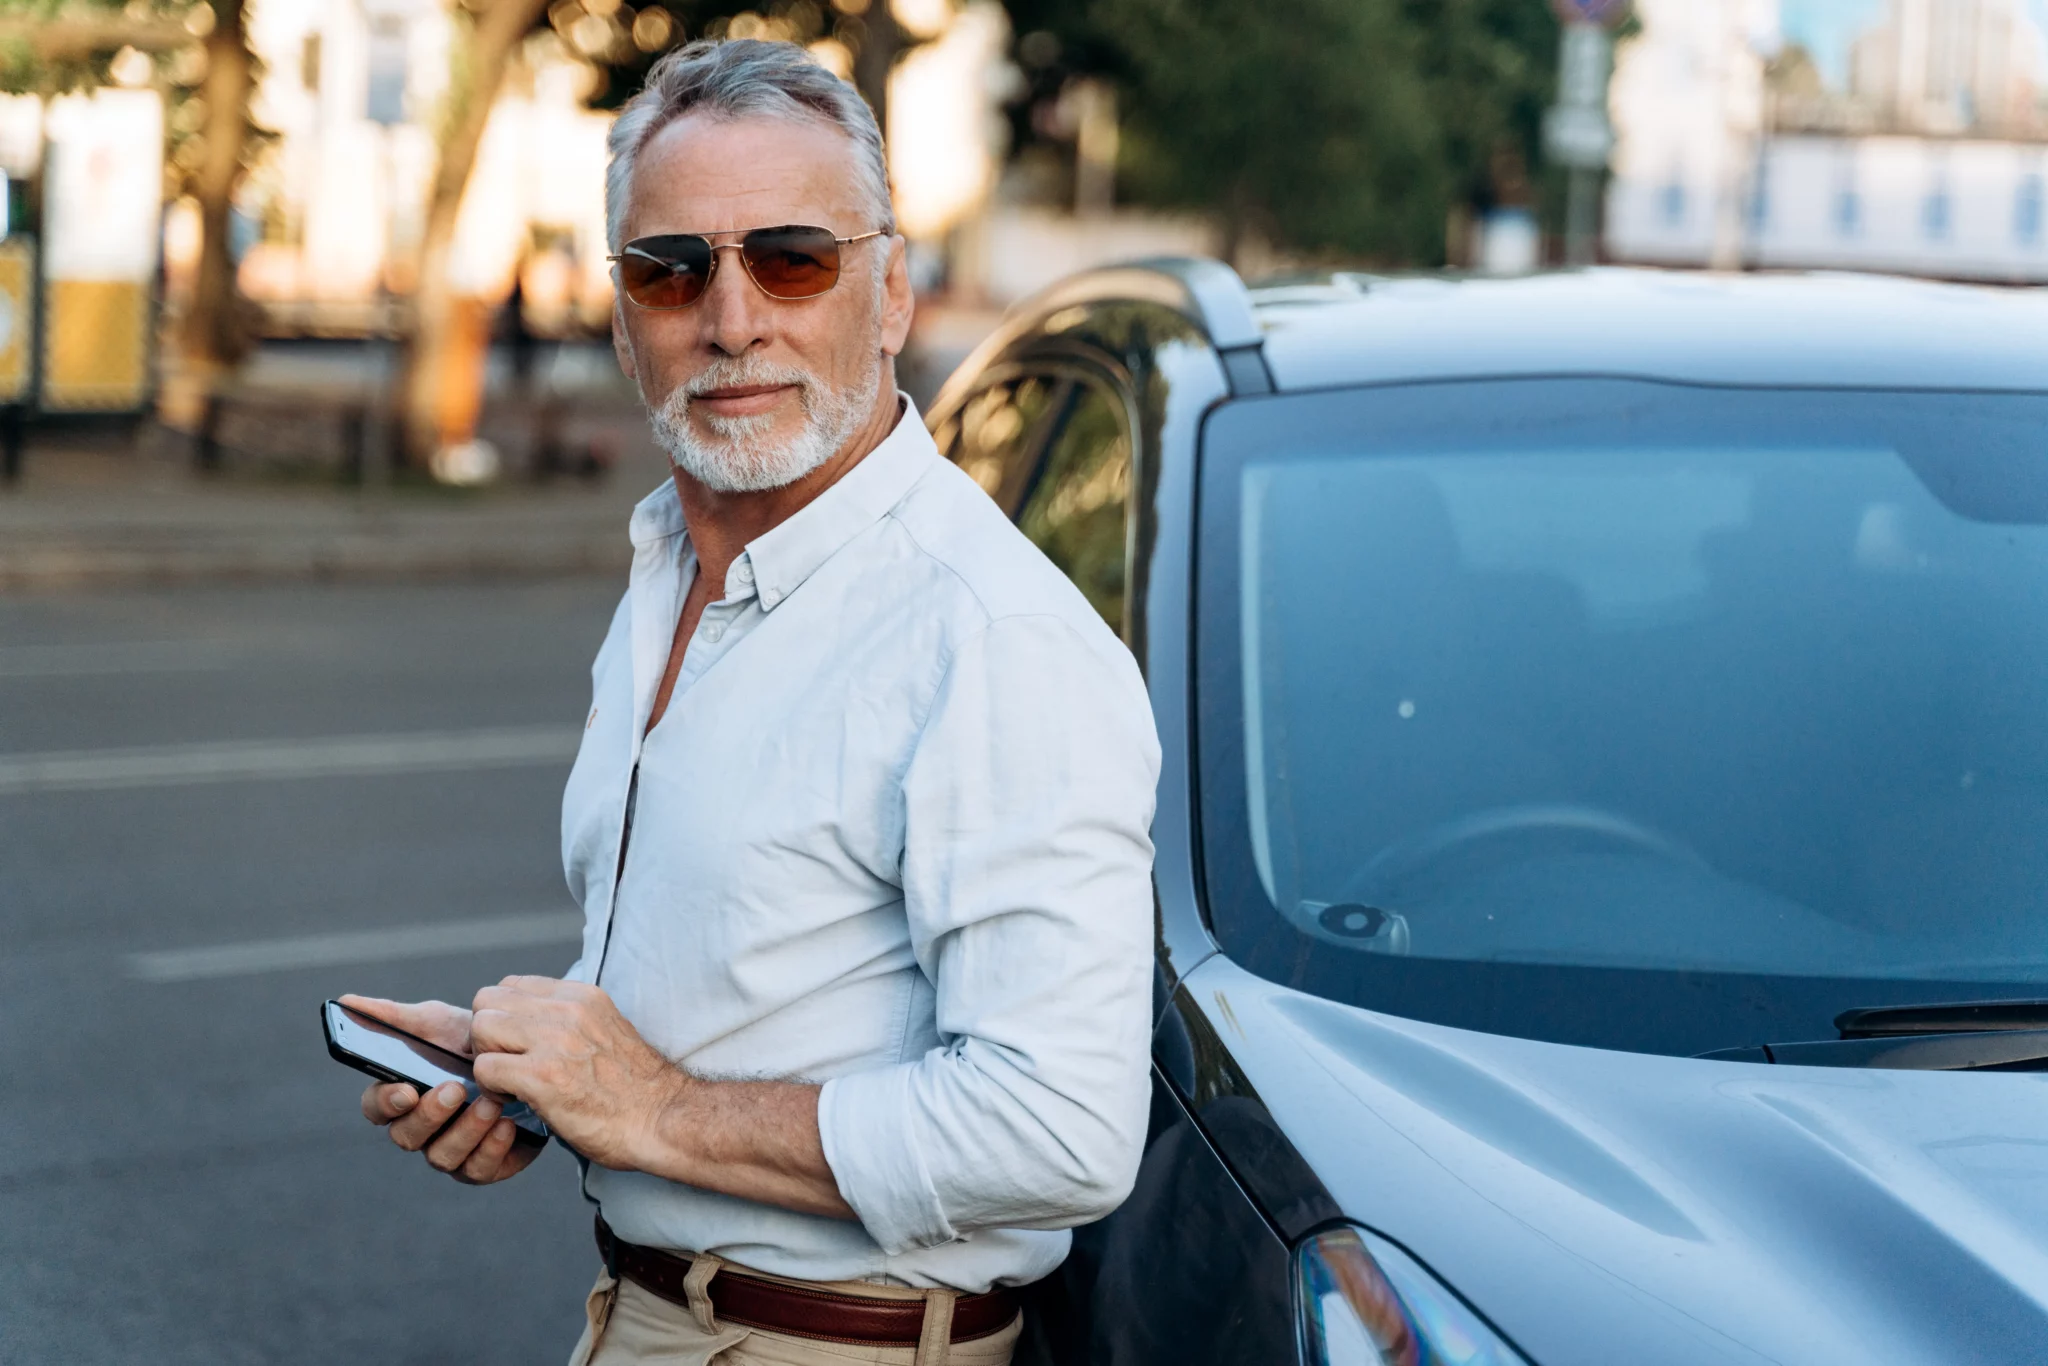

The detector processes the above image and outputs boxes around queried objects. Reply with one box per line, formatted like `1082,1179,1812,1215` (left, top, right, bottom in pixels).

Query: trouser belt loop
683,1252,725,1336
914,1287,958,1366
598,1217,619,1279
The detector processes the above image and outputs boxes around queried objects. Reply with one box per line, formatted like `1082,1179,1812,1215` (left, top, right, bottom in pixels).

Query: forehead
627,112,869,237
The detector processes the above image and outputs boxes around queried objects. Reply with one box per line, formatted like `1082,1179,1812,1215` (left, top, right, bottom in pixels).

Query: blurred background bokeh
8,3,2048,1362
0,0,2042,507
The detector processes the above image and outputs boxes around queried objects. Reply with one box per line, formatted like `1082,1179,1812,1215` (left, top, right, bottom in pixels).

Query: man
341,37,1161,1366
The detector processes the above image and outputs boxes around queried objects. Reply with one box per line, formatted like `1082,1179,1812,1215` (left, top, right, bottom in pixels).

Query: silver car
928,262,2048,1365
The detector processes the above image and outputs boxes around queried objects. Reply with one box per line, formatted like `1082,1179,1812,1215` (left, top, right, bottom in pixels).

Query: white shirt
558,399,1162,1292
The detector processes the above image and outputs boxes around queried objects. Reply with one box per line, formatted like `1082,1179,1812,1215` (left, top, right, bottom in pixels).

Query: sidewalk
0,428,663,592
0,308,1001,592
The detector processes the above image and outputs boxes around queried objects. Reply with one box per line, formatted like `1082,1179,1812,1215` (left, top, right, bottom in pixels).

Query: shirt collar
747,396,935,611
628,476,686,547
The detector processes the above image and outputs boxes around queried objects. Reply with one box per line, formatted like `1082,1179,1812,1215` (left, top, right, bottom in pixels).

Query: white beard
648,348,881,494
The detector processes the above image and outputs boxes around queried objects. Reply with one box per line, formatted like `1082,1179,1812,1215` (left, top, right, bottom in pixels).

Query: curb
0,534,633,590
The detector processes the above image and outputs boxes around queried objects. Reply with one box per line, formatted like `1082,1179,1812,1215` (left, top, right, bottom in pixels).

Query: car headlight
1297,1224,1531,1366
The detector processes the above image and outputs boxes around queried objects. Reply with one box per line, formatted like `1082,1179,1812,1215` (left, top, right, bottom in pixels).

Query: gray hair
605,39,895,253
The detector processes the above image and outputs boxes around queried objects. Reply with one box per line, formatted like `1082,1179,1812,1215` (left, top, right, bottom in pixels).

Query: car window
1197,378,2048,1058
933,376,1063,517
1017,381,1133,633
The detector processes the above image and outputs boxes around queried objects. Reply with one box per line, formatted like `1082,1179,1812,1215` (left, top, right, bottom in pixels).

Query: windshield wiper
1696,999,2048,1072
1835,999,2048,1037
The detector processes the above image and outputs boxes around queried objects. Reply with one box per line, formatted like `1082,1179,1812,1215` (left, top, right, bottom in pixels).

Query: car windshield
1196,378,2048,1056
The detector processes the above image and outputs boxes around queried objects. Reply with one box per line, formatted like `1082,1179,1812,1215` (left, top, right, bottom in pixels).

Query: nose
697,243,772,357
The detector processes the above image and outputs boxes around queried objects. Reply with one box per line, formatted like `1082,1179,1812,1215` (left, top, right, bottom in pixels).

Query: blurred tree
577,1,904,122
1105,0,1446,262
1003,0,1559,267
181,0,260,396
1401,0,1558,228
0,2,188,89
398,0,554,464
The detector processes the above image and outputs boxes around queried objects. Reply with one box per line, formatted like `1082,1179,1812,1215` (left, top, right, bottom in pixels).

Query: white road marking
0,725,580,796
127,910,584,982
0,641,236,678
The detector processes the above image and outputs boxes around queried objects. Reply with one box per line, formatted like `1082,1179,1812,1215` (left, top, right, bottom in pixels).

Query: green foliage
1398,0,1557,213
1009,0,1560,266
0,0,196,97
1104,0,1445,260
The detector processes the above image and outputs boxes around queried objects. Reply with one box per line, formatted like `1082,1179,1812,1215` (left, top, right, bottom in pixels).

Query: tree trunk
397,0,549,468
170,0,255,428
850,3,902,132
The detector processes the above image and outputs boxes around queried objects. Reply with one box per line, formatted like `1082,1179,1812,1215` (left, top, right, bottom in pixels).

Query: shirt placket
676,558,757,693
595,547,759,986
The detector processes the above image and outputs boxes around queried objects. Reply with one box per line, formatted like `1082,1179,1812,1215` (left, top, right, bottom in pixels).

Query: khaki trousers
566,1266,1021,1366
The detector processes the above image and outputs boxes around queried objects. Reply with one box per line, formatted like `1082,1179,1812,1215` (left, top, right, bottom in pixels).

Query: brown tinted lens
741,226,841,299
618,236,712,308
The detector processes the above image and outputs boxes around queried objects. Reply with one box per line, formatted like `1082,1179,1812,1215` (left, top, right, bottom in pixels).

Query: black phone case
320,1002,548,1149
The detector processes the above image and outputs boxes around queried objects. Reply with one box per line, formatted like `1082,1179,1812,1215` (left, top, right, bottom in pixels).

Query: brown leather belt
595,1216,1019,1346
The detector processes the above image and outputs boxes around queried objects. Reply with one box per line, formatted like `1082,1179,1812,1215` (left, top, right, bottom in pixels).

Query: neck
669,361,901,597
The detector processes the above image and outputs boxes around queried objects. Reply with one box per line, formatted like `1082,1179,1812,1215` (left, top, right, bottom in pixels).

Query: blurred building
1846,0,2046,135
1608,0,2048,281
200,0,1165,334
200,0,616,335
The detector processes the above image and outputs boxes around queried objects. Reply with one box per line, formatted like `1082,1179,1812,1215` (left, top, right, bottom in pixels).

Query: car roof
1243,268,2048,394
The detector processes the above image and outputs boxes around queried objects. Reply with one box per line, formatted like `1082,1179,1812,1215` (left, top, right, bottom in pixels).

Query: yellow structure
0,240,33,403
43,280,152,411
40,89,164,412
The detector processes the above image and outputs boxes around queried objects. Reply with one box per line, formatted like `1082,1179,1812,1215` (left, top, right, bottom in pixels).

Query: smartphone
322,999,549,1148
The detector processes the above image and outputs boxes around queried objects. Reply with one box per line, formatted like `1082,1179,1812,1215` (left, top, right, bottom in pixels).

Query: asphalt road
0,577,633,1365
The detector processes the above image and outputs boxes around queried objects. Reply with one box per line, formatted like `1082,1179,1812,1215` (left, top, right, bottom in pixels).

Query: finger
497,974,567,996
455,1117,519,1184
339,995,475,1055
467,1126,545,1186
471,980,574,1015
472,1051,531,1100
388,1081,470,1152
423,1095,503,1174
468,1006,544,1057
500,1134,544,1179
362,1081,418,1125
493,975,591,1004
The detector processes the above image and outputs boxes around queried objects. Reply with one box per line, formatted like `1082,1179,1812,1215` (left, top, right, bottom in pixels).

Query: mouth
692,383,798,418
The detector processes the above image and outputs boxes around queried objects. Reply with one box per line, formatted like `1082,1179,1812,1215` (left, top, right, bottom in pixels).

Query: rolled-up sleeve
816,612,1161,1255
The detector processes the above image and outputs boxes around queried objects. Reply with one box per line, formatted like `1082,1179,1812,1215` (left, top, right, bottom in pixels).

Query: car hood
1186,955,2048,1365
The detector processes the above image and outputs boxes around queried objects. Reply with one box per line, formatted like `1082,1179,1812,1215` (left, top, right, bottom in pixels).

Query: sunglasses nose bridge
700,240,757,296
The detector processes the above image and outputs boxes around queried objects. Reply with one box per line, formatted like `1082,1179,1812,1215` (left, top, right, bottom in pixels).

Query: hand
341,993,542,1187
468,976,687,1173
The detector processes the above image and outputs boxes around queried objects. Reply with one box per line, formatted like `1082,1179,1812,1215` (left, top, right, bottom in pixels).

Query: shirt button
702,622,725,643
733,561,754,584
761,587,780,607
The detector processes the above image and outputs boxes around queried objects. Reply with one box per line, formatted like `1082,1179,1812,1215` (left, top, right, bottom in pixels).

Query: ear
877,235,915,359
611,300,637,381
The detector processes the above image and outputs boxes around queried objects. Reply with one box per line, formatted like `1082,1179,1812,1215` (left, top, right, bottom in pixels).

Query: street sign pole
363,3,409,486
1544,0,1630,266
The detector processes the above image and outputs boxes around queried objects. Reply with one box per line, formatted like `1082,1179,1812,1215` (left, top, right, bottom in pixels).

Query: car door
930,372,1067,518
1011,376,1136,637
944,360,1296,1365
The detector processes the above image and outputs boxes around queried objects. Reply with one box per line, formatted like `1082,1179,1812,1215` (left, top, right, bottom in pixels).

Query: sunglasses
608,224,887,310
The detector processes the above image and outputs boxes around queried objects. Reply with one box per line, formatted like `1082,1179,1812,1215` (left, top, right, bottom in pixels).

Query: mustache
681,356,819,404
